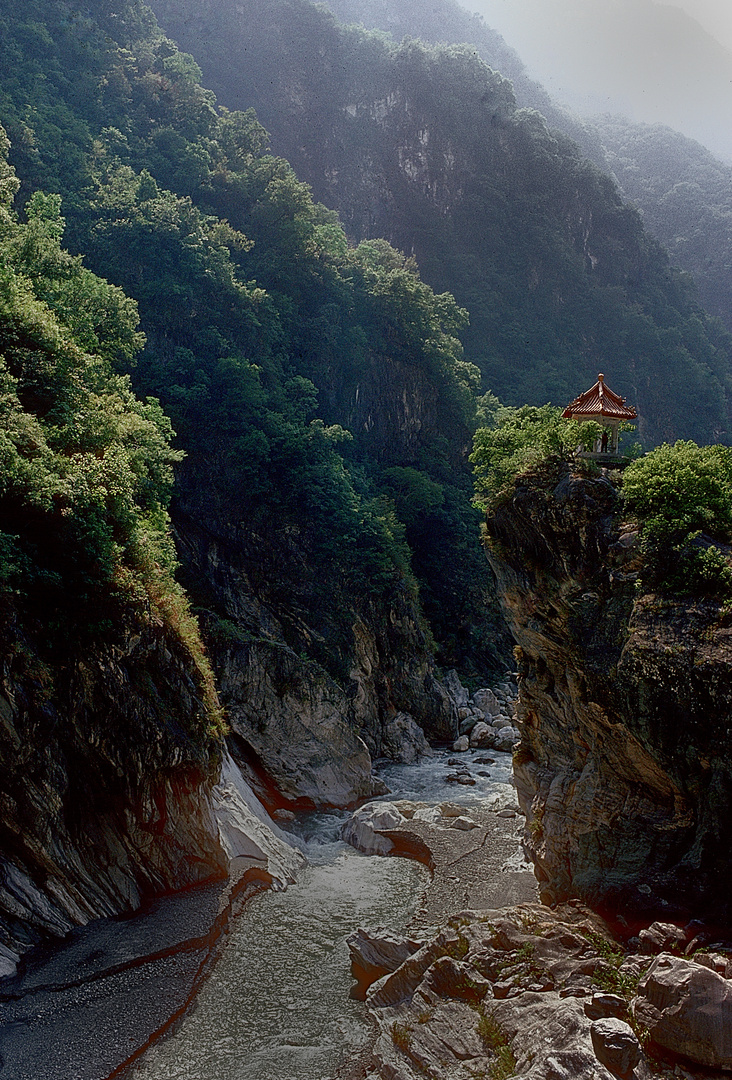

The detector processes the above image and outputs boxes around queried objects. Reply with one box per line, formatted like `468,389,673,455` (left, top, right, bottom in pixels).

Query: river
128,748,519,1080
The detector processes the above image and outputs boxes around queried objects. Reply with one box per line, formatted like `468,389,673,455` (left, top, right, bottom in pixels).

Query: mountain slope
596,116,732,334
150,0,732,446
323,0,732,336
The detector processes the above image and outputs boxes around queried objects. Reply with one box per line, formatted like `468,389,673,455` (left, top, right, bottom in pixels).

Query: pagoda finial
598,373,605,382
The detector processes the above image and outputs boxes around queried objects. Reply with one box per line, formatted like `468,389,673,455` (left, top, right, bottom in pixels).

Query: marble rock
494,726,520,751
443,669,470,710
381,712,434,764
472,687,501,717
341,802,403,856
212,751,304,886
637,921,686,955
590,1018,642,1077
632,952,732,1068
347,927,422,997
584,992,628,1021
469,722,497,749
449,816,479,830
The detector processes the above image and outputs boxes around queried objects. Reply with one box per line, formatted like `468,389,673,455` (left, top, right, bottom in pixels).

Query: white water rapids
129,748,520,1080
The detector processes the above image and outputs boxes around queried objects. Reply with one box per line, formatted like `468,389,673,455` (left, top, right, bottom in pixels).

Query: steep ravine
171,469,459,814
485,463,732,927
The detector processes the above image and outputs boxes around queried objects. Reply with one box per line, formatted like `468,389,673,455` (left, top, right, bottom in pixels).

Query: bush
622,441,732,595
470,404,600,508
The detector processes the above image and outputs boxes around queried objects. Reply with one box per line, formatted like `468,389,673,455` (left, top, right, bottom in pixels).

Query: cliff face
0,604,300,976
487,464,732,926
0,606,229,973
173,490,455,811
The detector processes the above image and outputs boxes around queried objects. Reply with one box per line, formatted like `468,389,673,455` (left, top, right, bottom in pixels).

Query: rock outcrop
0,608,301,978
486,463,732,924
358,903,649,1080
632,953,732,1069
173,494,455,810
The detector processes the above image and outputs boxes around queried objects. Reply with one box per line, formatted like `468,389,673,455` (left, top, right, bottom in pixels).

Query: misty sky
665,0,732,52
466,0,732,161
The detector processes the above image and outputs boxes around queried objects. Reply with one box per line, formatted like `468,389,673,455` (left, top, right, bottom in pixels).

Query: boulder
584,993,628,1021
381,712,433,764
469,722,497,749
449,815,479,830
494,726,521,751
492,715,514,729
341,802,403,856
459,713,481,736
347,927,422,998
452,735,469,752
632,952,732,1068
590,1018,642,1077
695,952,732,977
443,669,470,710
637,921,686,955
472,687,501,717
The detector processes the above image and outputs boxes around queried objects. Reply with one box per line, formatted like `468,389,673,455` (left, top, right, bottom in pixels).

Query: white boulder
342,801,404,856
632,952,732,1068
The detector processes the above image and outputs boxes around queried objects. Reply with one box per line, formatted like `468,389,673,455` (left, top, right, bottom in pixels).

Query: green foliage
0,0,499,675
582,929,644,1002
473,1004,517,1079
470,404,600,508
157,0,732,447
391,1021,413,1052
623,441,732,596
0,132,219,726
381,467,445,528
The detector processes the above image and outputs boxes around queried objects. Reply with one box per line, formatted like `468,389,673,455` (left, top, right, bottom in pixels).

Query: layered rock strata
486,464,732,924
0,608,301,978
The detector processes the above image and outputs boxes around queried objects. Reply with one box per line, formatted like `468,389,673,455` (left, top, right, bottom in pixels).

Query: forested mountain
324,0,606,159
595,117,732,335
324,2,732,338
149,0,732,447
0,0,509,687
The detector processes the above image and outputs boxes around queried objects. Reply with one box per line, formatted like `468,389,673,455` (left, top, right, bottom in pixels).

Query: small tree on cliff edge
470,403,601,509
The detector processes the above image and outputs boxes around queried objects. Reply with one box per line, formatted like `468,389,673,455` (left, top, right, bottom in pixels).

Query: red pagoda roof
562,373,637,422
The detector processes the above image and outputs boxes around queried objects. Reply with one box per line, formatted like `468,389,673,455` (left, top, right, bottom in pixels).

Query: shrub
471,404,601,509
622,441,732,596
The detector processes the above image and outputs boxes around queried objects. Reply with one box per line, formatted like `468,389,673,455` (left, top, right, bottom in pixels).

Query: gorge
1,0,732,1076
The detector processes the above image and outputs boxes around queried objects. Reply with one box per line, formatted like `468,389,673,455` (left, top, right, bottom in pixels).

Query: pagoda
562,373,637,455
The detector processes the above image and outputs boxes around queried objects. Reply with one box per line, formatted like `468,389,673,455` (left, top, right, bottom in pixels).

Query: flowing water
129,749,518,1080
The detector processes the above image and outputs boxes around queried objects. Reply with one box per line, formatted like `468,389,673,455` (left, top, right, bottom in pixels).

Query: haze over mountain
467,0,732,162
664,0,732,52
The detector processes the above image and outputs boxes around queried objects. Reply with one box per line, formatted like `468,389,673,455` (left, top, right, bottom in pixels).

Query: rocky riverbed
344,894,732,1080
334,676,732,1080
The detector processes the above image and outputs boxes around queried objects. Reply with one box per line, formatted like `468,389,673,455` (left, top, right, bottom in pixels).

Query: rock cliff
172,490,455,810
0,604,300,978
486,463,732,927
